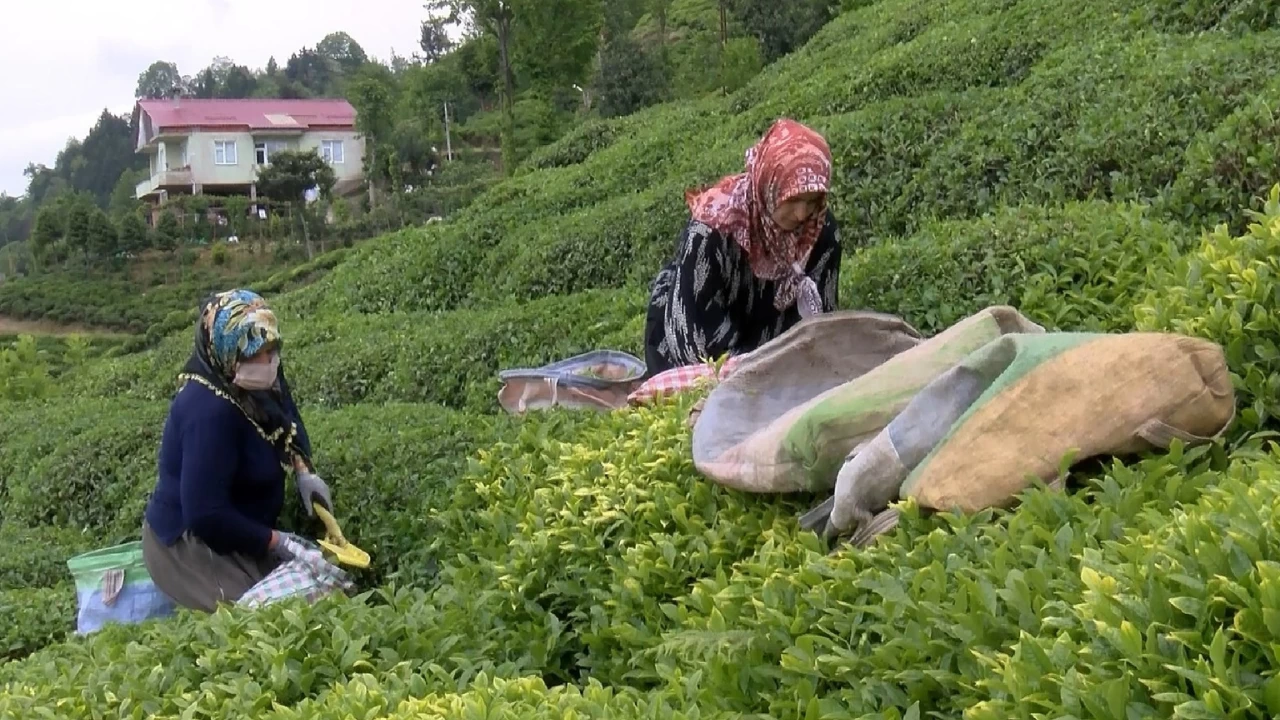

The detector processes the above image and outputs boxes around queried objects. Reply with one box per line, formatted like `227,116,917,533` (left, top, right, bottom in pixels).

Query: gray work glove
296,470,333,517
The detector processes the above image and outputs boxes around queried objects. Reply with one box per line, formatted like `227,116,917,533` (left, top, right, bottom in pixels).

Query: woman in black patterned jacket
642,118,842,378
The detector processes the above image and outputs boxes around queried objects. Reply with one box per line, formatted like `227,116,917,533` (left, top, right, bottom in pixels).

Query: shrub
0,584,75,662
210,243,229,266
1163,78,1280,231
842,200,1195,335
1148,0,1280,33
0,525,96,590
1136,183,1280,433
0,335,54,402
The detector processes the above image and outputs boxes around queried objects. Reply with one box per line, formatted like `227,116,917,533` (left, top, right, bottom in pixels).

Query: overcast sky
0,0,426,198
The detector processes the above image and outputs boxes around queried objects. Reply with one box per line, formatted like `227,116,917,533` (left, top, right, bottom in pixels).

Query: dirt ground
0,316,120,337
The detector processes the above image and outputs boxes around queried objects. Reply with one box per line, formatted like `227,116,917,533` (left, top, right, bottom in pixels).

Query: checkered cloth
627,356,744,405
237,535,355,609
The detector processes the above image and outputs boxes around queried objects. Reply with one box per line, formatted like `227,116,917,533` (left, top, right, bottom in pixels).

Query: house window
254,140,289,166
321,140,344,164
214,140,238,165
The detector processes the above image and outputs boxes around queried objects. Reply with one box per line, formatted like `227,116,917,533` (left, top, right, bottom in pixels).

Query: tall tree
29,205,62,270
514,0,603,90
87,207,119,259
64,201,92,260
650,0,672,51
108,169,147,220
317,32,369,75
117,211,150,255
285,48,334,96
603,0,646,41
23,164,64,208
429,1,517,136
194,68,218,98
419,17,457,62
256,149,337,259
348,64,398,205
597,35,668,117
728,0,836,62
220,65,258,98
135,61,186,99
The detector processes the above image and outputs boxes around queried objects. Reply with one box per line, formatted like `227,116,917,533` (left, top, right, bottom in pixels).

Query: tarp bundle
497,350,647,414
689,305,1237,547
692,306,1043,493
816,330,1237,542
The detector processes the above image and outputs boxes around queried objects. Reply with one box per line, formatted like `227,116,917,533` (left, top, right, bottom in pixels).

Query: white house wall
183,129,365,187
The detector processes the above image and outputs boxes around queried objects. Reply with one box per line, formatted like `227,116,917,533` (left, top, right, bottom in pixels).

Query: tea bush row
0,246,350,346
0,524,97,591
0,267,275,335
840,199,1195,336
3,396,1276,717
64,287,647,412
34,187,1279,560
65,196,1194,411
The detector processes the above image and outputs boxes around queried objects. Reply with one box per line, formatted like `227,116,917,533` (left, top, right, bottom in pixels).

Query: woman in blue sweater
142,289,333,612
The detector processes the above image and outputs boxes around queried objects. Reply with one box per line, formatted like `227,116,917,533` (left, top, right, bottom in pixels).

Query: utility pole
443,101,454,163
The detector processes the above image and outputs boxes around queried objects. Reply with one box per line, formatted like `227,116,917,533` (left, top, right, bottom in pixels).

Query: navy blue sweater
144,381,310,557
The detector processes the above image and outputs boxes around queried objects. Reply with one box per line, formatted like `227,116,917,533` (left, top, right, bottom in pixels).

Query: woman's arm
808,211,843,312
659,222,737,366
178,402,277,557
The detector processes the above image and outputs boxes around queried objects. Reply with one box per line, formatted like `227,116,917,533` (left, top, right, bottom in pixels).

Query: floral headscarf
684,118,833,311
179,289,311,468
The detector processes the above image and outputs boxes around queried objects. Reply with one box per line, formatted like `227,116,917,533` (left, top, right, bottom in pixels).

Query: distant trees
10,2,841,265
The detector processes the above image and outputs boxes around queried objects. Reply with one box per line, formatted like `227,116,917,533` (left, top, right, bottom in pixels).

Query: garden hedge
3,0,1280,716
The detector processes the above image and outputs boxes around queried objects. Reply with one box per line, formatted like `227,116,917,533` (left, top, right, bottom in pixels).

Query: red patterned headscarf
684,118,832,311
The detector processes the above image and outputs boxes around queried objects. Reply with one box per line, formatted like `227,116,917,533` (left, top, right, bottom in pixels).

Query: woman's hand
275,533,329,572
296,470,333,517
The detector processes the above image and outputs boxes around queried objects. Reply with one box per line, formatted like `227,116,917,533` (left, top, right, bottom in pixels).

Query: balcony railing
134,169,194,198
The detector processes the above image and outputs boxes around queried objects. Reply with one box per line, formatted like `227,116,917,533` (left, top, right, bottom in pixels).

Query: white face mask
233,353,280,391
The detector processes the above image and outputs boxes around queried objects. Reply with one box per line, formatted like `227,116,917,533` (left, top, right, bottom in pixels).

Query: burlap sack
692,306,1043,493
823,331,1236,538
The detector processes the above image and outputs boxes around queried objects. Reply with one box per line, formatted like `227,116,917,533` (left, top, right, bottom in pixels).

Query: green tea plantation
3,0,1280,716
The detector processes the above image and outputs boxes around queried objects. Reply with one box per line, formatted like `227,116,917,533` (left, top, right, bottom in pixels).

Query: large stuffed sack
692,306,1042,493
819,332,1237,543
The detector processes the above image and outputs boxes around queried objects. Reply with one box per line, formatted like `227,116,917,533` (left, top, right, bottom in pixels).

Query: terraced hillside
2,0,1280,716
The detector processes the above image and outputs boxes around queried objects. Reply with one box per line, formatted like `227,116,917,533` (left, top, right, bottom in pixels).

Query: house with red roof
131,98,365,207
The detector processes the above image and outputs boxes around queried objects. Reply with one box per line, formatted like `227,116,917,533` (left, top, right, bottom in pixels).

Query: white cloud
0,0,425,197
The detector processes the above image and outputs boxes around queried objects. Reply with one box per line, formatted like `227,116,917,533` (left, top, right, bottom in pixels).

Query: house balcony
135,169,195,200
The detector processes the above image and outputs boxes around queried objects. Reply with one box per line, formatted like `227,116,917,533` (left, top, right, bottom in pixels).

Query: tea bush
0,584,75,662
0,525,96,590
635,440,1269,718
1136,184,1280,433
842,200,1195,334
1163,77,1280,232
